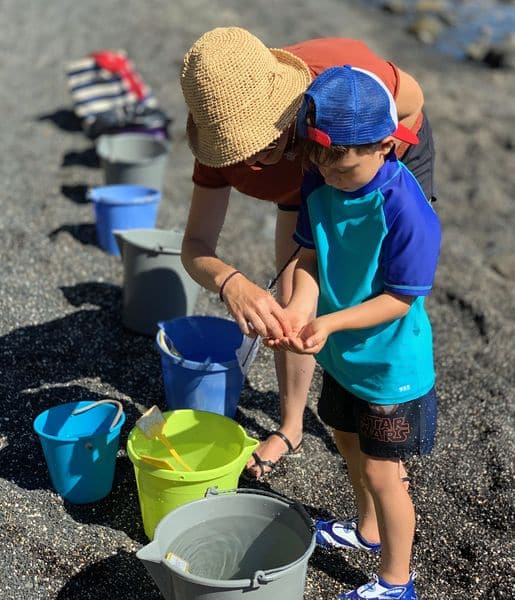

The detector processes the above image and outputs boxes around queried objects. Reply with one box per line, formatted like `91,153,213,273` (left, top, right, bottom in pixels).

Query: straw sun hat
181,27,312,168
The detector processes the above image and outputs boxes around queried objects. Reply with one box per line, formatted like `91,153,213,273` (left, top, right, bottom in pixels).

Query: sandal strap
251,451,276,478
268,430,302,454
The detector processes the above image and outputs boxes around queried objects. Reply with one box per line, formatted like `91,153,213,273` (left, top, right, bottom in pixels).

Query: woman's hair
299,138,382,171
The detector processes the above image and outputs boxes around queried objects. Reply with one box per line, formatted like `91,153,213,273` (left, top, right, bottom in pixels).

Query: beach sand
0,0,513,598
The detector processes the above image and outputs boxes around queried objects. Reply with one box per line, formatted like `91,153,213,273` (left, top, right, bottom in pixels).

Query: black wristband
219,270,242,302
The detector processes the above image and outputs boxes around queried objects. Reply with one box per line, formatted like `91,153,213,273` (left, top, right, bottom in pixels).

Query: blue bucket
156,316,244,418
88,184,160,255
33,400,125,504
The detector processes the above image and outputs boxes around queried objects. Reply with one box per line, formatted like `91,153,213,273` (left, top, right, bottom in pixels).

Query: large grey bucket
137,488,316,600
114,229,199,336
97,133,169,190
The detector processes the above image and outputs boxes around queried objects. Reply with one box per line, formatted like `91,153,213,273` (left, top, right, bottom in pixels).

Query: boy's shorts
318,371,437,459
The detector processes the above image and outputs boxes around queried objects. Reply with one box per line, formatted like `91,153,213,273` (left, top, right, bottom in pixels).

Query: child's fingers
302,333,325,353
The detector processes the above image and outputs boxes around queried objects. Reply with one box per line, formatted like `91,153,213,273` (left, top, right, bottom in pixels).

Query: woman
180,27,435,478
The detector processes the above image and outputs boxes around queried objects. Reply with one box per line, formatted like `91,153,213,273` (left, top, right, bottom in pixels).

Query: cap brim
393,123,419,145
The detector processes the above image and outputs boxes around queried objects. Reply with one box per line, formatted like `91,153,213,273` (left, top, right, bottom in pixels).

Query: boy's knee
361,457,400,494
333,430,358,458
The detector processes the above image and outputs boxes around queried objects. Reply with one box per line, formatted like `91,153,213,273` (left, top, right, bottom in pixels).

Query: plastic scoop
136,405,193,472
139,454,175,471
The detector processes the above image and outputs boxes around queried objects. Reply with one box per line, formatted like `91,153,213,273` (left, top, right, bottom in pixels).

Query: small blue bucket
33,400,125,504
88,184,160,255
156,316,244,418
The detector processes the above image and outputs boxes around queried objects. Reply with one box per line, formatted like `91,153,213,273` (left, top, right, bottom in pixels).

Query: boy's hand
265,316,330,355
263,306,312,352
295,316,330,354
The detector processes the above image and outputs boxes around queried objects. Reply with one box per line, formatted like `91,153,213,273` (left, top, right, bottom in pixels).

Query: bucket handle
71,399,124,430
205,487,314,531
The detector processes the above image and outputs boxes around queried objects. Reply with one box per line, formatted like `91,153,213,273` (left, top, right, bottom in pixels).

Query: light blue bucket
88,184,160,255
156,316,244,418
33,400,125,504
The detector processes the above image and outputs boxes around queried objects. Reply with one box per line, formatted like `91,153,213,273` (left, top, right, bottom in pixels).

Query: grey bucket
97,133,169,190
137,488,316,600
114,229,200,336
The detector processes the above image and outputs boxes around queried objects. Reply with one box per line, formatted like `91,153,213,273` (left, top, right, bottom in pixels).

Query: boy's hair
300,138,382,171
296,65,419,149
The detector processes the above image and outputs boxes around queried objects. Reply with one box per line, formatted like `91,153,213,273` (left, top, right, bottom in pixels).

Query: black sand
1,1,514,598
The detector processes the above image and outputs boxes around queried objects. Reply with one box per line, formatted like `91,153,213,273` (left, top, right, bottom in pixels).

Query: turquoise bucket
33,400,125,503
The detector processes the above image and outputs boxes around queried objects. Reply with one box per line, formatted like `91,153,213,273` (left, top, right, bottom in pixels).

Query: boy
265,65,441,599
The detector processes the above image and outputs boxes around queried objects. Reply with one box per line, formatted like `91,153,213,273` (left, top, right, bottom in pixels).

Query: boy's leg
332,431,410,545
333,430,380,544
361,454,415,585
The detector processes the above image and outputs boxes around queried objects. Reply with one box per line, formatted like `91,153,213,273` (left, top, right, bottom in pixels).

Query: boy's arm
299,291,413,353
264,248,318,349
288,248,319,317
321,291,413,333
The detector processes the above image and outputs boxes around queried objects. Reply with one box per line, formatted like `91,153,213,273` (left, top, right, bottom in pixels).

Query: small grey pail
137,488,316,600
114,229,199,336
97,133,169,190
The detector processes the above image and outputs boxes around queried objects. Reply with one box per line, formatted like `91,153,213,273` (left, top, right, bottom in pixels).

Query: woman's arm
181,183,234,292
395,68,424,129
181,183,290,338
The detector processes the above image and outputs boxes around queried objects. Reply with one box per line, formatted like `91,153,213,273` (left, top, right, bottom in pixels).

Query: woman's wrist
219,270,242,302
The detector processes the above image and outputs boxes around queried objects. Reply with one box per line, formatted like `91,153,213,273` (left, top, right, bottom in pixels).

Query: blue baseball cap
298,65,419,147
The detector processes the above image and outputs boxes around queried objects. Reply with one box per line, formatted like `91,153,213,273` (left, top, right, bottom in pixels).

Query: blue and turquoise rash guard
294,151,441,404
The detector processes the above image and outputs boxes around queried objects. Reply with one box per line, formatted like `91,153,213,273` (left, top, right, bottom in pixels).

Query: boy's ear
380,136,396,154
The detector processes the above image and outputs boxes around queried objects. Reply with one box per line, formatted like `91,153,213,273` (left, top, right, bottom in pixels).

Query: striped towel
66,50,158,121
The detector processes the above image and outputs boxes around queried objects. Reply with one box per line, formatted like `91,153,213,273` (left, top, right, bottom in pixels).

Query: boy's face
317,141,393,192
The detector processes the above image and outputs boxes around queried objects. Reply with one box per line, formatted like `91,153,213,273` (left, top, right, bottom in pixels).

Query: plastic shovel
139,454,175,471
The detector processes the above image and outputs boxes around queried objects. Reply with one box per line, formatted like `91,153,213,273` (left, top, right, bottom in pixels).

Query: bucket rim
88,184,160,206
142,489,316,588
33,400,126,443
126,409,258,481
112,228,183,254
156,316,242,372
97,131,170,147
96,133,169,165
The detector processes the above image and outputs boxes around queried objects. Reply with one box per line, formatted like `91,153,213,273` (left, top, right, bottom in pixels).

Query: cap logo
307,126,331,147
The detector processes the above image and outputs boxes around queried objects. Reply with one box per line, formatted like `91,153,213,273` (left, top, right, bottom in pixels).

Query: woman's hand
221,273,291,339
263,306,311,351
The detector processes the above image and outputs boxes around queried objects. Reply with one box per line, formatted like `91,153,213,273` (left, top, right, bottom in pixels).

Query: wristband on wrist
219,270,242,302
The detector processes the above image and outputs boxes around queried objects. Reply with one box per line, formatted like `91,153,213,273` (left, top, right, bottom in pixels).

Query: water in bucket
127,409,259,539
33,400,125,504
156,316,244,418
167,514,308,580
88,184,160,255
114,229,200,336
137,488,316,600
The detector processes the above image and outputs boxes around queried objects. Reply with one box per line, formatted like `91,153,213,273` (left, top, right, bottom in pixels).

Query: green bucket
127,409,259,539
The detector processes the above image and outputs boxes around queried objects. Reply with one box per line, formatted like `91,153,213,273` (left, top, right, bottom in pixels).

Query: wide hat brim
186,48,312,168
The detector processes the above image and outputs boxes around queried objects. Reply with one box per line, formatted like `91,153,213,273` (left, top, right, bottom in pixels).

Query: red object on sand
91,50,147,100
